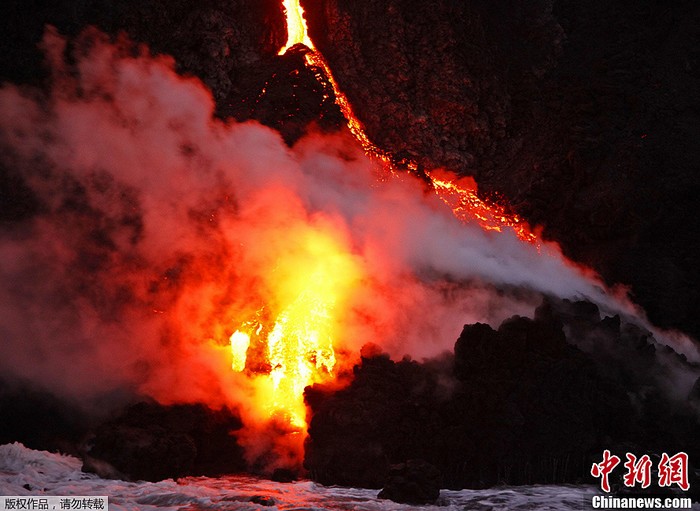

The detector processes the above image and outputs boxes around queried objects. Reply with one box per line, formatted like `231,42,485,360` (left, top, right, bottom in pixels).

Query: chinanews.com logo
589,450,694,509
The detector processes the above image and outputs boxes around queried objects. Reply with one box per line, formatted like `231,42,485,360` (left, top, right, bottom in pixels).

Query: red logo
623,453,652,489
591,451,690,493
658,452,690,491
591,450,621,493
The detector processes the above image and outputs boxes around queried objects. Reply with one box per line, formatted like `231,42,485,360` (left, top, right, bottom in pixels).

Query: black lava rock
378,459,441,505
271,467,297,483
305,298,700,489
82,402,246,481
0,381,89,455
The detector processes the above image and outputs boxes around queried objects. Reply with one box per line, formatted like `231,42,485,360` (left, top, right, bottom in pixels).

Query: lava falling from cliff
225,0,545,457
279,0,314,54
0,6,697,475
229,225,361,430
229,0,698,466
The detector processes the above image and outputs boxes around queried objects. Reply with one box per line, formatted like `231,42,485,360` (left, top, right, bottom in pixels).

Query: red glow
232,0,542,443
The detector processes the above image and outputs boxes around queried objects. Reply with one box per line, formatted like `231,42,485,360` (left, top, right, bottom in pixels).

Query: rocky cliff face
0,0,284,98
304,0,700,339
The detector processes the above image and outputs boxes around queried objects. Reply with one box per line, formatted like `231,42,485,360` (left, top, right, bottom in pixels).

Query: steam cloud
0,28,697,455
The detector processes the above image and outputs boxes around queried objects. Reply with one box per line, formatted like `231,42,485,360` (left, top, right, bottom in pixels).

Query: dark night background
0,0,699,501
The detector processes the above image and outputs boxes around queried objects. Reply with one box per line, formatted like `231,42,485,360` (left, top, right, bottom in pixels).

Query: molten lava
230,330,250,372
229,0,540,440
279,0,314,54
229,225,360,431
305,51,539,243
303,51,393,168
275,1,538,245
428,170,538,244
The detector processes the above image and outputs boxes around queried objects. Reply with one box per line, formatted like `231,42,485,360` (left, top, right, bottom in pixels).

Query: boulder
378,460,441,505
271,468,297,483
82,402,246,481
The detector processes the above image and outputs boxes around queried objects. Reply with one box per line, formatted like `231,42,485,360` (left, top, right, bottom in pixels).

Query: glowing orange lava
303,50,537,244
427,170,538,244
279,0,314,54
230,0,540,435
276,2,538,244
303,51,393,168
230,226,360,430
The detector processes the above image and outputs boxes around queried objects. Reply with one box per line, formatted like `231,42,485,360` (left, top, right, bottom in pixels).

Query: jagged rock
218,45,345,144
249,495,275,506
306,299,699,489
271,468,297,483
378,459,441,505
82,402,246,481
0,381,89,455
86,427,197,482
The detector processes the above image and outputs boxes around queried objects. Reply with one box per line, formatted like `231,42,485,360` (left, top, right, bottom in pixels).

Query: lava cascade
279,0,314,54
229,226,361,430
230,0,542,441
295,5,537,244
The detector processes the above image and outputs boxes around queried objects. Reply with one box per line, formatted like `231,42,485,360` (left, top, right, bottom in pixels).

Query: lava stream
279,0,314,54
230,0,539,436
281,2,538,244
229,224,361,433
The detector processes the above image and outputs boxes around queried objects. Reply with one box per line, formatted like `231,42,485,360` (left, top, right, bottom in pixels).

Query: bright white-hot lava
226,0,699,462
230,0,547,443
279,0,314,54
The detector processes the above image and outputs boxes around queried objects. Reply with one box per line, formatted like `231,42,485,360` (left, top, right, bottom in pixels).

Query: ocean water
0,442,689,510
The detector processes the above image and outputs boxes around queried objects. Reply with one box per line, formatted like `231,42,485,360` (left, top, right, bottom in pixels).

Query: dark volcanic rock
0,381,90,455
304,349,446,488
218,44,345,144
83,402,246,481
378,459,441,505
0,0,284,99
447,310,633,487
271,467,297,482
305,299,700,489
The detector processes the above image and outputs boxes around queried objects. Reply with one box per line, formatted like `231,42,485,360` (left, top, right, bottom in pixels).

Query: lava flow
278,0,538,245
229,0,541,439
229,221,361,433
284,2,538,244
279,0,314,54
228,0,389,440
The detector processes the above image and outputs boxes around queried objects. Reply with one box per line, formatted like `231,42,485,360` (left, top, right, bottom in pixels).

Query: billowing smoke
0,28,696,467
